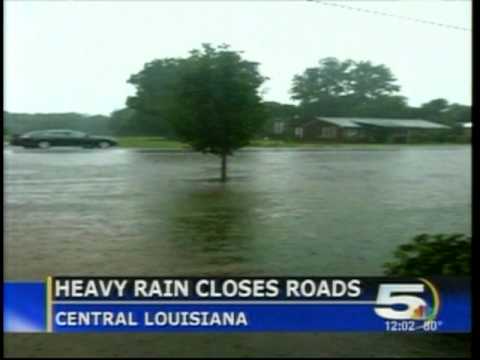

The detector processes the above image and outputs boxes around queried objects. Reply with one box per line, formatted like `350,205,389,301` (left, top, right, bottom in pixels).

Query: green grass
249,139,315,147
116,137,468,149
4,134,466,149
118,137,315,149
117,137,188,149
117,137,335,149
246,139,393,148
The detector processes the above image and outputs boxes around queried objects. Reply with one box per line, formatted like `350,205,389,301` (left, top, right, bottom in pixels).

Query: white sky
4,0,472,115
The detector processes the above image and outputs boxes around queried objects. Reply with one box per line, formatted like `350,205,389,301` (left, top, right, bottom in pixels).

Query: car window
25,131,48,138
27,130,86,137
45,131,66,137
53,131,85,137
68,131,86,138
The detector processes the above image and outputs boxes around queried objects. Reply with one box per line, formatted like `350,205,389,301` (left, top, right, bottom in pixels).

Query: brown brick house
295,117,449,143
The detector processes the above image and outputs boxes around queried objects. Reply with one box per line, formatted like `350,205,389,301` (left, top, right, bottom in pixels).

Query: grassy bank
117,137,329,149
3,135,468,149
117,137,467,149
118,137,188,149
117,137,374,149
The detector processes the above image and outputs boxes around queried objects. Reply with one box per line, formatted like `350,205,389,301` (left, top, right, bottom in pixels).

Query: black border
2,1,477,359
470,0,477,357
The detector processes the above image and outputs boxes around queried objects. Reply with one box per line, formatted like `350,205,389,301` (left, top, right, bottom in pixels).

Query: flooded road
4,145,471,357
5,145,471,278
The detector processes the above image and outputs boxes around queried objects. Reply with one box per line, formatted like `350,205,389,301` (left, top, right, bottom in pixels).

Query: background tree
291,57,406,118
109,108,173,137
417,98,470,127
384,233,470,276
348,61,400,101
127,44,267,181
260,101,298,137
418,98,450,120
291,58,355,102
353,95,412,118
4,111,112,135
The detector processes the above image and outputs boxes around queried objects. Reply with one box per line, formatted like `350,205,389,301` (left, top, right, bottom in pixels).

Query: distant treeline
4,112,113,136
109,97,471,138
4,57,471,138
3,109,179,137
4,97,471,139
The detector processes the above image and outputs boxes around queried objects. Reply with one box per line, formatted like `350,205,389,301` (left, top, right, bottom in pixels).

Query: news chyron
4,277,470,333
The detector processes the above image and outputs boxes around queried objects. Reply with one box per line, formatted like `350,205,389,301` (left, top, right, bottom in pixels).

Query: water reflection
165,186,256,269
5,146,471,278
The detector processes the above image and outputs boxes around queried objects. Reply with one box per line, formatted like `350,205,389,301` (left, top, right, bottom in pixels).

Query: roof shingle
315,117,449,129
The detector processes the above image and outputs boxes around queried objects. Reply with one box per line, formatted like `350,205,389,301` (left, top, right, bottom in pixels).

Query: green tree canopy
348,61,400,101
418,98,470,127
109,108,173,136
127,44,268,181
291,57,405,118
4,111,112,135
384,233,471,276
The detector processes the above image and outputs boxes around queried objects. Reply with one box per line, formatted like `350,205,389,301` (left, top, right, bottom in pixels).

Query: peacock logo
414,278,440,321
374,278,440,321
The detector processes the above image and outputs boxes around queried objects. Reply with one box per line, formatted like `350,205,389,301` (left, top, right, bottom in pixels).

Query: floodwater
4,145,471,357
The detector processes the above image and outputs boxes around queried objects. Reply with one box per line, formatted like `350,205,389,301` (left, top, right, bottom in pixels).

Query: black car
10,129,118,149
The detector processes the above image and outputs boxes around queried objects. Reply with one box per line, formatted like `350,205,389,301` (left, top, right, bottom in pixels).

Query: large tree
109,108,173,136
290,57,404,117
4,111,111,135
418,98,450,120
348,61,400,101
291,58,355,103
418,98,471,127
127,44,267,181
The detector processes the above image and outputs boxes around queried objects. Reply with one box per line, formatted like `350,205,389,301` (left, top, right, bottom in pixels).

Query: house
462,122,472,139
273,121,286,135
295,117,449,143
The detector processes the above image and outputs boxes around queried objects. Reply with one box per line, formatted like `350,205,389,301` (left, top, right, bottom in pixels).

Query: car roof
25,129,84,134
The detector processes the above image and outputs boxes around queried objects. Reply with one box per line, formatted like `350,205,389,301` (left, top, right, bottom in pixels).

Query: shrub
384,233,471,276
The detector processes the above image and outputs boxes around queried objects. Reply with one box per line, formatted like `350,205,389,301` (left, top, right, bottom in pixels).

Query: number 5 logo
374,284,427,320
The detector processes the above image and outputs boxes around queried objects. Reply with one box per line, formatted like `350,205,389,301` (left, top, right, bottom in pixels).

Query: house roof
312,117,361,128
314,117,449,129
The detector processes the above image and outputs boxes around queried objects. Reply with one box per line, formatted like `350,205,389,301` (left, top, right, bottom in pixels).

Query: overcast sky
4,0,472,115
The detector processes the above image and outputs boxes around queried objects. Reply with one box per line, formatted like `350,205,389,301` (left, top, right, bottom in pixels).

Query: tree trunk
221,153,227,182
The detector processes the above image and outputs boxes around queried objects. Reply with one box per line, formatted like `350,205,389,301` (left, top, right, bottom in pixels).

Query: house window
321,127,337,138
345,129,358,138
273,121,285,134
294,127,304,138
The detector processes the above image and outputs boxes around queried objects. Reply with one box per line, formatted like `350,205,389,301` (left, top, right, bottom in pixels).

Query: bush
384,233,471,276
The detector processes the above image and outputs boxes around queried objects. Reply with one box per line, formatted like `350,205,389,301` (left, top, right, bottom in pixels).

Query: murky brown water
4,145,471,357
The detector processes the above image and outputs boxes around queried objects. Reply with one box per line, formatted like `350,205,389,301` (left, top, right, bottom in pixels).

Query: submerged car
10,129,118,149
